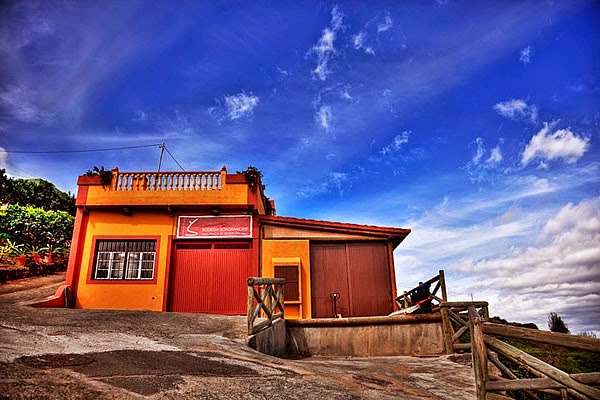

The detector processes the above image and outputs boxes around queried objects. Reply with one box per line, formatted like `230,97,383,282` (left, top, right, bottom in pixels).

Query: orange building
61,167,410,319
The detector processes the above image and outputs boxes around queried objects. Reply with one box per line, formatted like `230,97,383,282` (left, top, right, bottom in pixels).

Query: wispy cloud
352,32,375,55
133,110,148,122
209,92,260,122
225,92,260,120
465,137,504,184
297,171,351,198
0,146,9,170
519,45,532,64
0,85,53,124
379,131,410,156
315,105,333,132
308,5,344,81
493,99,538,123
521,122,590,166
377,12,393,33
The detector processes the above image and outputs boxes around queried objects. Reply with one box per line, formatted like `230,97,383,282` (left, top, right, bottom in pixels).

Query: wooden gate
310,242,393,318
169,242,251,314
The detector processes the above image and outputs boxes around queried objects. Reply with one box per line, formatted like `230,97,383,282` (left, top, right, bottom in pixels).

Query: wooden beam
469,306,488,400
442,301,489,308
483,322,600,353
453,343,471,351
484,335,600,399
452,326,468,343
486,373,600,391
485,393,514,400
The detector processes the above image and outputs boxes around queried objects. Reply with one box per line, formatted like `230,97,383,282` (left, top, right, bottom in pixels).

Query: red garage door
169,242,251,314
310,242,393,318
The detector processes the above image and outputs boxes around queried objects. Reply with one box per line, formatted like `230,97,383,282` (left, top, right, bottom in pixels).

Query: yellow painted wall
261,240,311,319
75,210,175,311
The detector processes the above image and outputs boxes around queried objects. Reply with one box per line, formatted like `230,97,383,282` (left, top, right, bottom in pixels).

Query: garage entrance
310,242,393,318
169,242,252,314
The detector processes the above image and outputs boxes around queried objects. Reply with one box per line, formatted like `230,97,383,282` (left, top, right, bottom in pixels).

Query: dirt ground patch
0,274,476,399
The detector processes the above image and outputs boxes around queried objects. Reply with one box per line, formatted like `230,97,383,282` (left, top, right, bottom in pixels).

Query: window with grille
93,240,156,280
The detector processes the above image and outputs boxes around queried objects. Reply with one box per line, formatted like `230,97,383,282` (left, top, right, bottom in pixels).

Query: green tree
0,169,75,214
548,312,570,334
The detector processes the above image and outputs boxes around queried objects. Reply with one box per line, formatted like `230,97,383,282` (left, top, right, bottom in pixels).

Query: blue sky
1,1,599,333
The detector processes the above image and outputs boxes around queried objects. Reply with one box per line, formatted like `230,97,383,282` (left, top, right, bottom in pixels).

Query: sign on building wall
176,215,252,239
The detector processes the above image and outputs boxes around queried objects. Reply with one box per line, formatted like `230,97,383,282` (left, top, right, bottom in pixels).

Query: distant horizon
1,1,598,333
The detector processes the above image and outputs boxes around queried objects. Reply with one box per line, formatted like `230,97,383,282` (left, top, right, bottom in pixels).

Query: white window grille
93,240,156,280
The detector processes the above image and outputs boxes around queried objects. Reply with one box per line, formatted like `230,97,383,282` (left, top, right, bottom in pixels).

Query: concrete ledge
287,315,445,357
247,318,287,357
287,313,441,327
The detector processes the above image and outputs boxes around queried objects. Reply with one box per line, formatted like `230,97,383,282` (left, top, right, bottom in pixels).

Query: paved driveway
0,274,476,399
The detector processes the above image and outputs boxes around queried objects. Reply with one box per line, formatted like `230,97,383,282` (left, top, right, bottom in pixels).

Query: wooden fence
395,269,448,313
247,277,285,335
466,305,600,400
439,300,490,354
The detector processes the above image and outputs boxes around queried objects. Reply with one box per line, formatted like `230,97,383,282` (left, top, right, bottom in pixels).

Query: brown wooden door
310,242,392,318
346,243,392,317
310,244,350,318
169,242,251,314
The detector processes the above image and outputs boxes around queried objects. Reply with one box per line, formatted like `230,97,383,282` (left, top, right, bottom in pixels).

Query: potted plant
238,166,263,190
80,166,113,186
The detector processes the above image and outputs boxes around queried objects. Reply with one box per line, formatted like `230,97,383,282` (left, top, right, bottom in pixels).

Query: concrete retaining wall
247,318,287,357
286,314,445,357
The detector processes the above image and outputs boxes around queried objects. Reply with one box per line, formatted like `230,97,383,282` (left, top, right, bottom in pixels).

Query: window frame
273,258,302,304
88,237,160,284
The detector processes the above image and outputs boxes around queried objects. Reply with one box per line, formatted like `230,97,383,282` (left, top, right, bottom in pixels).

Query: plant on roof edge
237,166,262,190
85,166,113,185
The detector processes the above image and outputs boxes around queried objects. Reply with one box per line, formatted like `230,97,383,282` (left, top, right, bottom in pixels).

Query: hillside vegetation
0,170,74,281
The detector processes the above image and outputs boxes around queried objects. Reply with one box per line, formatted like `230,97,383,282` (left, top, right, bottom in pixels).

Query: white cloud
493,99,538,123
519,45,532,64
297,171,351,198
379,131,410,156
224,92,260,120
465,138,504,183
315,105,333,132
133,110,147,122
0,146,9,170
521,123,590,166
330,5,344,32
352,32,375,55
452,197,600,331
472,137,485,165
487,145,503,164
377,12,393,33
541,197,600,240
339,86,353,100
0,85,53,124
308,6,344,80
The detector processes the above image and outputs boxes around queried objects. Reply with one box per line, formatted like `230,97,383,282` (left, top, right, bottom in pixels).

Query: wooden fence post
247,285,255,335
438,270,447,301
440,304,454,354
469,305,488,400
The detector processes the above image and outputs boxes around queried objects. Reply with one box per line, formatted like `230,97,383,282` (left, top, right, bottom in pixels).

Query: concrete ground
0,274,476,399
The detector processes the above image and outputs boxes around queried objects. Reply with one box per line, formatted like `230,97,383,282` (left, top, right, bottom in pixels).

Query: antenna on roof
157,142,165,172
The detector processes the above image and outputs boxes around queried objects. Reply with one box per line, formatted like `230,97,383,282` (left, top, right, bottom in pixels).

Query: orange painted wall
261,240,311,319
75,210,175,311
